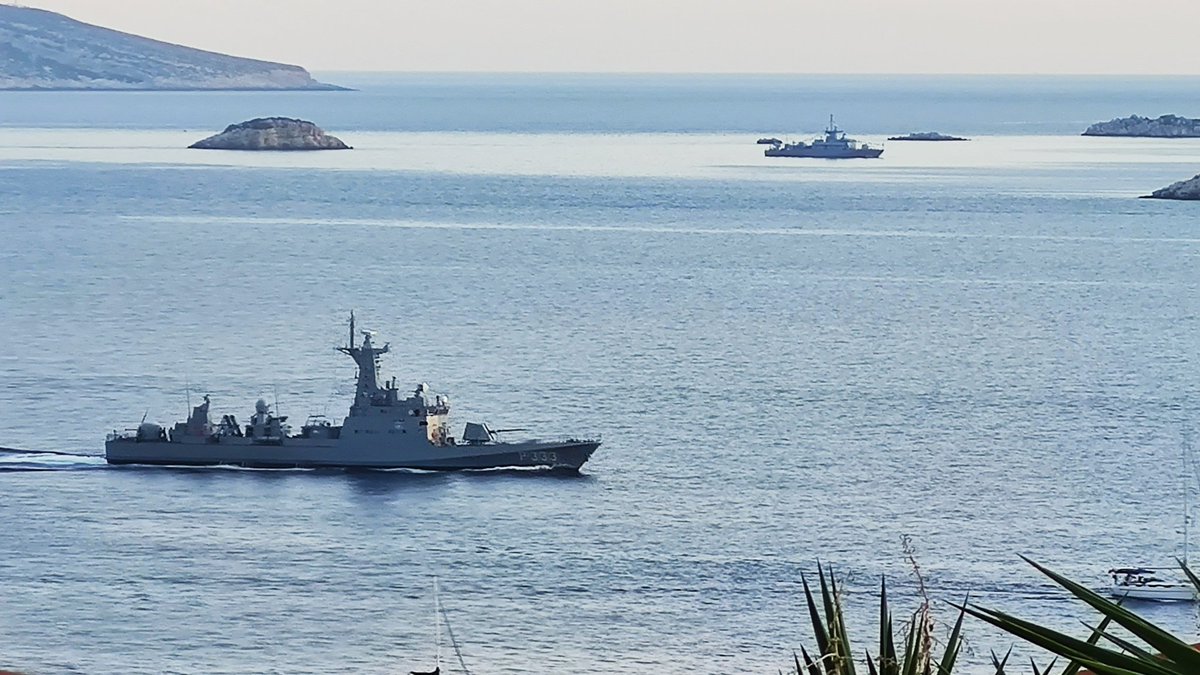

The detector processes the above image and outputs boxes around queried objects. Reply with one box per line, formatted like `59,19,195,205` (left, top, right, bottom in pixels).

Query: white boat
1107,435,1198,602
1108,567,1196,601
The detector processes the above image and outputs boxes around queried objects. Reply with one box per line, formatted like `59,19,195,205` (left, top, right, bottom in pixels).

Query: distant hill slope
0,4,342,90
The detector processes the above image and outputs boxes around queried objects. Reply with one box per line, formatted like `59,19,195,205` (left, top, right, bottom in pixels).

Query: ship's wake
0,446,106,472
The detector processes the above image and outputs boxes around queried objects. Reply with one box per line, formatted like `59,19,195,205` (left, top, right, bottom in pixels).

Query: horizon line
311,70,1200,77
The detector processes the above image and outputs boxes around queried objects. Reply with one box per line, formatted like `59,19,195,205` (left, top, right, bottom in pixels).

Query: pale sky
14,0,1200,74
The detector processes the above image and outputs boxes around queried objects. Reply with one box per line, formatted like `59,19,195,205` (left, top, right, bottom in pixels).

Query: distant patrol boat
758,115,883,158
105,314,601,471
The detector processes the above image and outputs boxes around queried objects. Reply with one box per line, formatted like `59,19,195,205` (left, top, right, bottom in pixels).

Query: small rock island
189,118,351,151
1083,114,1200,137
1141,174,1200,200
886,132,969,141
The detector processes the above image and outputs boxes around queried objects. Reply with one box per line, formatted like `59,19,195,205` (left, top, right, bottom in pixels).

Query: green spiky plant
787,563,1119,675
963,557,1200,675
787,565,971,675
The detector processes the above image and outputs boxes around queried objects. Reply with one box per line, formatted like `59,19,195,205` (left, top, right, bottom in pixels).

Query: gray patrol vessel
105,314,600,471
758,115,883,158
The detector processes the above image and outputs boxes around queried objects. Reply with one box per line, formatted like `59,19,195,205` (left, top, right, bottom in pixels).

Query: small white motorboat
1108,567,1196,602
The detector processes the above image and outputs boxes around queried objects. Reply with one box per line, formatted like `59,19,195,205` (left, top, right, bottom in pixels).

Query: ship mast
336,311,389,410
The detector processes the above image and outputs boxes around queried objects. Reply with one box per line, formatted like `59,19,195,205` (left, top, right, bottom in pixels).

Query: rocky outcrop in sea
189,118,352,151
886,132,968,141
0,5,342,90
1142,174,1200,200
1083,115,1200,137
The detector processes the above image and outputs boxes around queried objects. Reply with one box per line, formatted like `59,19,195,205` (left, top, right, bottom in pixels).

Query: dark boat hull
105,438,600,472
764,147,883,158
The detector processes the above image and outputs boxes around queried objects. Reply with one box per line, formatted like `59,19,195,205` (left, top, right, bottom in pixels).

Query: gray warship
105,314,601,471
758,115,883,158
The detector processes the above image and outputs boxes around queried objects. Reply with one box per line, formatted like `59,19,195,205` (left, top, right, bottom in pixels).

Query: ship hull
1109,584,1196,602
764,148,883,158
105,438,600,472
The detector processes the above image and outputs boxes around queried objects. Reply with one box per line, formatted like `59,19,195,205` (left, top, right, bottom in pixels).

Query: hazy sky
16,0,1200,74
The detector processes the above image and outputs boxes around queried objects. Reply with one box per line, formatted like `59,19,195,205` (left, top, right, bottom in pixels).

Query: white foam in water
0,449,105,470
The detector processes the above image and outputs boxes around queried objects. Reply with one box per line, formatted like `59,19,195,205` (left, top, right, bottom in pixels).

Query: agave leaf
1092,624,1158,661
819,567,840,672
900,609,920,675
991,647,1012,675
966,602,1174,675
1032,657,1061,675
960,603,1176,675
883,619,897,675
879,577,897,675
1178,558,1200,595
1039,658,1143,675
828,571,857,675
819,565,837,638
866,649,880,675
936,599,966,675
1057,662,1167,675
802,574,834,675
1021,556,1200,669
821,565,853,675
1060,615,1114,675
800,645,823,675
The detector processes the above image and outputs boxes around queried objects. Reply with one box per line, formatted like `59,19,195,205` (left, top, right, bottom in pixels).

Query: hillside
0,4,341,90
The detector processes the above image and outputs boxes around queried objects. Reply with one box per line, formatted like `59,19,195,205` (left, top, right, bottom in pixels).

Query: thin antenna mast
1185,431,1192,567
439,592,472,675
434,577,442,670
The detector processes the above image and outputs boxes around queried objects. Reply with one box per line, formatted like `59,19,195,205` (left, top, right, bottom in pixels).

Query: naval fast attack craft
758,115,883,159
105,315,601,471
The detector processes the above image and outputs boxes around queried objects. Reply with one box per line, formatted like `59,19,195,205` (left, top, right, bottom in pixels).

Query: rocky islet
189,118,352,151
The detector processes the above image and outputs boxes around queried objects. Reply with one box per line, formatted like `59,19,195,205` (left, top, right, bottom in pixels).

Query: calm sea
2,74,1200,674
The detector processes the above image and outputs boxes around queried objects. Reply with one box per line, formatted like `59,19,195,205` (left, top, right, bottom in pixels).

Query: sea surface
2,74,1200,674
